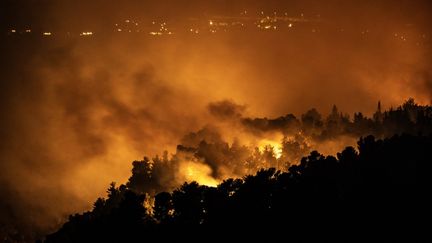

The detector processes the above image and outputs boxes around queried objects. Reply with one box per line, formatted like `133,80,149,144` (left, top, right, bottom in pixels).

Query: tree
126,157,155,194
171,182,205,225
301,108,323,135
154,192,173,223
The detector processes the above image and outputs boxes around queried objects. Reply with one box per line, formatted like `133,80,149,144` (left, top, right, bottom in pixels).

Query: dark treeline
241,98,432,139
112,99,432,196
45,132,429,242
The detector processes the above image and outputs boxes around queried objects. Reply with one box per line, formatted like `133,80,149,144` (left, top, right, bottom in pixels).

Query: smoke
207,100,246,120
177,160,219,187
0,0,431,240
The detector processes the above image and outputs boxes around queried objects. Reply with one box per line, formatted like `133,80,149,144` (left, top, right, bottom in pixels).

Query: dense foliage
45,133,429,242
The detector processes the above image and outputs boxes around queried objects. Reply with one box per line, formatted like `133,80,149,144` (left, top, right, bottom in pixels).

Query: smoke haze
0,0,431,238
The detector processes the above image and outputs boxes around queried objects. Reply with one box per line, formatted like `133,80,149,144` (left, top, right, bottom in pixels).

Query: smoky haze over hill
44,133,430,242
0,0,431,241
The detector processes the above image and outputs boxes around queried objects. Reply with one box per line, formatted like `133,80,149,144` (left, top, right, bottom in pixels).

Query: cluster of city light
200,19,247,33
196,12,302,33
189,28,200,34
255,15,299,30
149,22,173,36
394,33,408,41
115,19,140,33
80,32,93,36
10,29,32,33
4,11,428,42
2,11,318,38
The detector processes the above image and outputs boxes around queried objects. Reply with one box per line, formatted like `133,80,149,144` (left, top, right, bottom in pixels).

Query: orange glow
178,161,219,187
258,139,283,159
80,31,93,36
1,1,431,237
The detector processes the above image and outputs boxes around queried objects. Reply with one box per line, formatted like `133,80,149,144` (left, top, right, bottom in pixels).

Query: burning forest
0,0,431,242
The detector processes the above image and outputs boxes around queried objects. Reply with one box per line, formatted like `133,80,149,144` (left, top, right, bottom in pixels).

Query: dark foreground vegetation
45,132,429,242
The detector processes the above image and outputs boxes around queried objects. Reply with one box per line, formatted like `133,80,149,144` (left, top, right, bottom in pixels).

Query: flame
258,139,283,159
178,161,219,187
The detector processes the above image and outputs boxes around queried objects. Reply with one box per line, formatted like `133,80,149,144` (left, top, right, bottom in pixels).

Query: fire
258,139,283,159
179,161,219,187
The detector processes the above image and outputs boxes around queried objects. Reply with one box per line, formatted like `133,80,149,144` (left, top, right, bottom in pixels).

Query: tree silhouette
44,101,431,242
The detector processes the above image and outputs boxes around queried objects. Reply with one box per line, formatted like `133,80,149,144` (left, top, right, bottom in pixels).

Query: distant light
209,20,214,26
25,29,31,33
11,29,16,33
80,31,93,36
288,23,293,28
117,28,122,32
190,28,199,34
125,20,130,23
149,32,162,36
43,32,52,36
